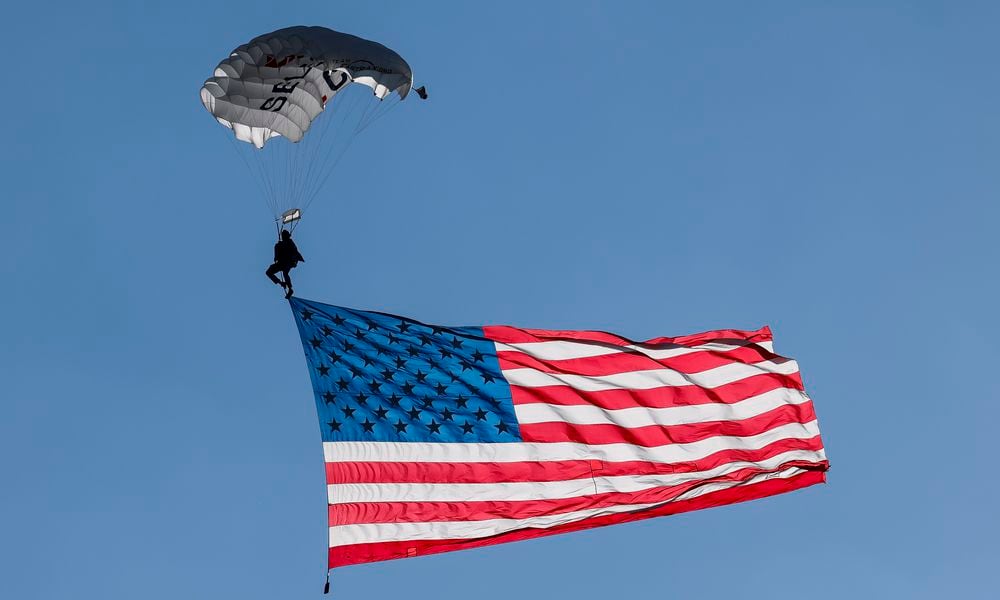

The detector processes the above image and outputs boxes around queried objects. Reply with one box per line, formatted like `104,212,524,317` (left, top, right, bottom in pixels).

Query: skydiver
266,229,305,299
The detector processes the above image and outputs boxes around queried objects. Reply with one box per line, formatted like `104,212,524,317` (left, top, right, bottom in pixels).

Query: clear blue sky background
2,2,997,598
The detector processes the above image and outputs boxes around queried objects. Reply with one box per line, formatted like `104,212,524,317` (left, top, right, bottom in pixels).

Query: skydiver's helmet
281,229,292,240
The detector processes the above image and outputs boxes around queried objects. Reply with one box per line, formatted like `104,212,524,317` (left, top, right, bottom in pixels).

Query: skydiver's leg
266,263,285,287
283,268,294,299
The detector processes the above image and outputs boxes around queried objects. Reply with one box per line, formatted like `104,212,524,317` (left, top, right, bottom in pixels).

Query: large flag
290,297,828,571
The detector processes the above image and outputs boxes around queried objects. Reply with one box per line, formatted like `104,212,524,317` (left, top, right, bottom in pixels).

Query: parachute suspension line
234,128,279,219
299,71,345,209
287,79,347,212
310,84,355,191
298,88,372,213
294,111,329,208
222,127,279,223
351,92,382,137
218,89,406,226
302,105,359,210
355,93,403,136
294,91,337,210
300,90,403,209
217,85,409,225
288,121,303,211
291,117,306,213
251,142,281,218
268,134,283,218
283,129,294,217
292,105,332,211
257,155,279,220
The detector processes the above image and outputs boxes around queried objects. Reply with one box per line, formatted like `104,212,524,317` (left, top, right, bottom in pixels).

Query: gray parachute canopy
201,26,413,148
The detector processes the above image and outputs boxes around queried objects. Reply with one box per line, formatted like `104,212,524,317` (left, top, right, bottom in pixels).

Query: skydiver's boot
285,286,294,299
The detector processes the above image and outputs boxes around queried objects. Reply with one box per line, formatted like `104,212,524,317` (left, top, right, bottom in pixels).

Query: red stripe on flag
518,402,817,446
484,325,772,347
328,461,827,526
497,345,782,377
328,458,593,484
325,435,825,485
508,372,803,409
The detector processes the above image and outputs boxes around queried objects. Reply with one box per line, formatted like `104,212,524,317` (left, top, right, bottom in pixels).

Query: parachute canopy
201,26,413,148
199,26,418,227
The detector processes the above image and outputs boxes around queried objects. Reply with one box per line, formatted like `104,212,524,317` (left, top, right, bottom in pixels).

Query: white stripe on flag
501,358,799,391
323,420,823,464
514,387,811,427
494,339,775,361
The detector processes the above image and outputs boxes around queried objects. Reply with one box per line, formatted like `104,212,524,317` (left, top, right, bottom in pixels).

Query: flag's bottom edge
328,466,827,569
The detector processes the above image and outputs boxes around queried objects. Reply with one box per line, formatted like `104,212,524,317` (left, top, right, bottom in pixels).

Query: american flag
290,297,828,571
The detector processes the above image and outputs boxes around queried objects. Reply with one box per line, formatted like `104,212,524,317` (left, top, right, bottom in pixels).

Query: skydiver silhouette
266,229,305,299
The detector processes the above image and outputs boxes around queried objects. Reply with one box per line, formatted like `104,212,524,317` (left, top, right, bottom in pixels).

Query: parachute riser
276,207,302,238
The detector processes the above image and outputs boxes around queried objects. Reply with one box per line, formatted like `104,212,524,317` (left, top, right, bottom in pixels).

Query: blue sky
2,2,998,598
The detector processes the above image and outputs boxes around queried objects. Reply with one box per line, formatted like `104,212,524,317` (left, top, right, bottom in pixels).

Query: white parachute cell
200,26,416,224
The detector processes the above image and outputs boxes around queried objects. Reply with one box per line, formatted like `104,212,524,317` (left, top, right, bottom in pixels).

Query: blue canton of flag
291,297,521,443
